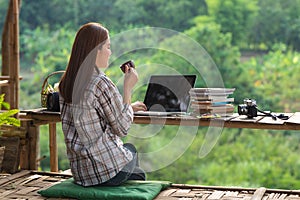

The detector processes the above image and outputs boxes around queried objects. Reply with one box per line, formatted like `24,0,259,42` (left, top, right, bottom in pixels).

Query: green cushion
38,178,171,200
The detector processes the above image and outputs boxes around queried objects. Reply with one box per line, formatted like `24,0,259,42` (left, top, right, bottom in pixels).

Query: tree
184,17,243,92
249,0,300,50
240,44,300,112
19,0,207,32
206,0,258,47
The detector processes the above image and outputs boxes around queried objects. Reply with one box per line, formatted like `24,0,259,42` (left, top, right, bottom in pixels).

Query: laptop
134,75,197,116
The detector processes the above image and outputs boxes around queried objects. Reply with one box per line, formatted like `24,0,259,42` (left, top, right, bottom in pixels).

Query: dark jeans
101,143,146,186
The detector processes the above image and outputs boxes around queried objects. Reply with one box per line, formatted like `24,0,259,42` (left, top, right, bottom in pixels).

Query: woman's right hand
124,65,138,91
123,65,138,104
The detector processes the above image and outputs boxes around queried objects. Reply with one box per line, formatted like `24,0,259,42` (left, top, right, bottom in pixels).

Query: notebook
134,75,197,116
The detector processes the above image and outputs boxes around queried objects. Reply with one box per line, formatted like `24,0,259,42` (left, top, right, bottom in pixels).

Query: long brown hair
59,22,108,103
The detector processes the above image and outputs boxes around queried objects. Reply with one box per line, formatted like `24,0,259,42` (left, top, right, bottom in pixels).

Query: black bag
46,92,60,112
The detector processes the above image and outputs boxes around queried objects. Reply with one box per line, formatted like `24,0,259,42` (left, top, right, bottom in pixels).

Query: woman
59,22,147,187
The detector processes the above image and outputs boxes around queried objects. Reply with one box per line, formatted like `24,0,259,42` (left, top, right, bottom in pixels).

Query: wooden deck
155,185,300,200
0,170,72,200
1,170,300,200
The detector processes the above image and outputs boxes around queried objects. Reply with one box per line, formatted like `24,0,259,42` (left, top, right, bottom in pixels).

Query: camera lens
238,104,248,115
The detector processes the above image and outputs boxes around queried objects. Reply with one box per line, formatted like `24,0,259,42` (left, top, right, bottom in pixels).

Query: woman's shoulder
91,74,116,91
94,74,112,85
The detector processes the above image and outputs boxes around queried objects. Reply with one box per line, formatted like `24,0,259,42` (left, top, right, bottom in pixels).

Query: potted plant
0,93,21,173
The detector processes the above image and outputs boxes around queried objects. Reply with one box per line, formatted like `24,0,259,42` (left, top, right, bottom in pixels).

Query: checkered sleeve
95,76,133,137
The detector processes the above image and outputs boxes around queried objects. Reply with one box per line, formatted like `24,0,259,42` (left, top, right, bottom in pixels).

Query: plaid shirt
60,70,133,186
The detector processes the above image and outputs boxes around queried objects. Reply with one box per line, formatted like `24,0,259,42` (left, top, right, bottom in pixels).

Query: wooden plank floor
155,184,300,200
1,170,300,200
0,170,73,199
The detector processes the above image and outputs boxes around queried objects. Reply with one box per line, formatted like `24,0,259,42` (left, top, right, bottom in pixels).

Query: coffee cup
120,60,135,73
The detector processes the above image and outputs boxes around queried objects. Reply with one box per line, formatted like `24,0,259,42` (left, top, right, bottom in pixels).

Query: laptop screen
143,75,196,112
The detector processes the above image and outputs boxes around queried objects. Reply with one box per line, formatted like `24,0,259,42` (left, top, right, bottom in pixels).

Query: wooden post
19,119,40,170
1,0,21,109
1,0,12,100
49,123,58,172
28,123,40,170
19,120,29,169
11,0,20,109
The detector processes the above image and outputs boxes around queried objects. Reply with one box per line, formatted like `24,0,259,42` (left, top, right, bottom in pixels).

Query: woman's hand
124,66,138,91
131,101,147,112
123,65,138,104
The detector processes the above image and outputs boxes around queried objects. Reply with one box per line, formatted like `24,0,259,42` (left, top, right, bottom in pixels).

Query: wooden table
19,109,300,172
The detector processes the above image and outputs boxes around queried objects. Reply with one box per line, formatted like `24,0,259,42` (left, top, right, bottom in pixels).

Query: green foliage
240,44,300,112
198,0,300,50
2,0,300,51
206,0,258,47
145,128,300,189
39,124,69,171
250,0,300,50
0,94,20,127
0,0,9,36
19,0,207,33
184,17,246,103
20,26,74,74
202,129,300,189
185,16,241,81
19,26,74,109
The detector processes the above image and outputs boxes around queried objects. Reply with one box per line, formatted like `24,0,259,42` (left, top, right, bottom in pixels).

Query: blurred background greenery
1,0,300,189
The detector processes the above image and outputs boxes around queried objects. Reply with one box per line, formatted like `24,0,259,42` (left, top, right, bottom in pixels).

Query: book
192,105,235,116
190,103,234,110
189,88,235,97
189,88,235,94
189,88,236,117
191,97,234,104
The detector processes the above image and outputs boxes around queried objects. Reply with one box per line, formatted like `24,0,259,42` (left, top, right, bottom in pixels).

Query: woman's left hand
131,101,147,112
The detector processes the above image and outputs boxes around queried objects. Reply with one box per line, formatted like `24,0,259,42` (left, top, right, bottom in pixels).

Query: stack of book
189,88,235,117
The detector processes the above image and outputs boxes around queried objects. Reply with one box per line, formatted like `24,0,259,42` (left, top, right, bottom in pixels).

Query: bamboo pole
1,0,12,101
8,1,14,107
1,0,21,109
11,0,20,109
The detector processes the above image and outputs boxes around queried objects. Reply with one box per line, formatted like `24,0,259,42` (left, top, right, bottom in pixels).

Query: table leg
20,120,30,170
20,120,40,170
49,123,58,172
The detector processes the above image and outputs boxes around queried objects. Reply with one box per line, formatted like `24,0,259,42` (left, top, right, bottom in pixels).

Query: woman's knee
123,143,137,153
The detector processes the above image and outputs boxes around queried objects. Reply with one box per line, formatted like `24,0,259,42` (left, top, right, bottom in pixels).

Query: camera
238,99,257,118
47,92,60,112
